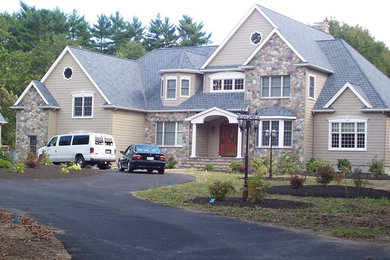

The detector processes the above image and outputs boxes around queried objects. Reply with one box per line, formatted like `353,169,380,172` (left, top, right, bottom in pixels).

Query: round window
64,67,73,79
250,32,262,45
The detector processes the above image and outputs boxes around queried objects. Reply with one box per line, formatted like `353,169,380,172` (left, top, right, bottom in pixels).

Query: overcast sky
2,0,389,47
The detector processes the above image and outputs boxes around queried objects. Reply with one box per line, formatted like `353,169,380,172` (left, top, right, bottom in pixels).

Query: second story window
209,72,245,92
180,78,190,97
166,78,177,99
72,93,93,118
261,75,290,98
309,75,315,99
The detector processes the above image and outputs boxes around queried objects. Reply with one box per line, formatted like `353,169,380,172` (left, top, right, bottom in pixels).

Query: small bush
165,156,178,169
290,173,306,189
26,151,39,168
0,158,12,168
352,168,368,188
60,167,69,174
203,163,214,171
368,157,384,178
250,157,269,176
0,148,13,162
38,150,53,165
10,163,26,174
67,162,81,171
276,152,303,175
247,173,270,203
227,161,245,173
305,158,317,174
336,159,352,185
316,165,335,187
208,180,236,200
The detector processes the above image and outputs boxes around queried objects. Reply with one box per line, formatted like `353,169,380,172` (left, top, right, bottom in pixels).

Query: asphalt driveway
0,171,389,259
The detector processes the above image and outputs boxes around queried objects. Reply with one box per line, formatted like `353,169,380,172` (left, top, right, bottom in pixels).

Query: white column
236,126,242,158
190,123,197,157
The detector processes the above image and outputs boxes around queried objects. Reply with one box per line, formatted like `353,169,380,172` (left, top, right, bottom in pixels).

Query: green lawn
136,169,390,247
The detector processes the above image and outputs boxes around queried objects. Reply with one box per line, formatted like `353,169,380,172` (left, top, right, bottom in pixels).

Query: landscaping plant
38,150,53,165
316,165,335,187
336,158,352,186
10,163,26,174
208,180,236,200
26,151,39,168
0,148,13,162
368,156,384,178
352,168,368,188
203,163,214,171
227,161,244,173
165,156,178,169
305,157,317,174
250,157,269,176
276,152,303,175
290,173,306,189
0,158,12,168
247,173,270,203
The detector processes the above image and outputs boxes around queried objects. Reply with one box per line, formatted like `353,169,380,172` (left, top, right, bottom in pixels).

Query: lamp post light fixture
237,112,259,201
264,129,277,179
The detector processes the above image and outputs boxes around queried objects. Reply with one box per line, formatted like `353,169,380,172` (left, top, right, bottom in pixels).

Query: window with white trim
156,122,183,146
180,78,190,97
166,78,177,99
329,119,367,150
261,75,290,98
72,93,93,118
258,120,293,148
160,78,164,98
209,72,245,92
309,75,315,99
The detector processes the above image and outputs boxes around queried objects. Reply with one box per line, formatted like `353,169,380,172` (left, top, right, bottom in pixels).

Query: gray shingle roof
33,80,60,107
258,5,334,71
69,46,146,109
314,39,389,110
256,107,296,117
0,113,6,124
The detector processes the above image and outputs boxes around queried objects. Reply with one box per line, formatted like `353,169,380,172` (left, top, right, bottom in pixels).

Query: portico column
190,123,197,157
236,126,242,158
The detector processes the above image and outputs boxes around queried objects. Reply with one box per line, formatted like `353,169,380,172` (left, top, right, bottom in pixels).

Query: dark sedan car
118,144,166,174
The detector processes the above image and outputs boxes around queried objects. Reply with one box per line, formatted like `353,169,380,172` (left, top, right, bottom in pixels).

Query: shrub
251,157,269,176
203,163,214,171
67,162,81,171
305,158,317,174
352,168,368,188
290,173,306,189
368,157,384,178
0,159,12,168
60,167,69,174
208,180,236,200
165,156,178,169
0,148,13,162
10,163,26,174
26,151,39,168
247,173,270,203
276,152,303,175
316,165,335,187
336,159,352,185
227,161,245,173
38,150,53,165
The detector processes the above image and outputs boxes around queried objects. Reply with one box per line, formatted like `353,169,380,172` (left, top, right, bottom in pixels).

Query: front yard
136,170,390,247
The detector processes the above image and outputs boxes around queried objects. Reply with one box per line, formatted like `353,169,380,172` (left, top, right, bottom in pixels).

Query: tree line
1,2,390,147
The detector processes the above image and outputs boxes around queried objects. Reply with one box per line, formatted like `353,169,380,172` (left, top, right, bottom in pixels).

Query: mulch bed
268,185,390,199
0,165,103,180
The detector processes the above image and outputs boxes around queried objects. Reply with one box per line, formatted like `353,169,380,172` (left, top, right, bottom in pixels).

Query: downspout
312,111,315,159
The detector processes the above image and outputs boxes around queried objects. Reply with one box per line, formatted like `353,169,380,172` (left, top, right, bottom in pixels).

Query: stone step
179,157,243,171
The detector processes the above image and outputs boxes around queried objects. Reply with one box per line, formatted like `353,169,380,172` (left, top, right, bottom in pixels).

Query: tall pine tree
178,15,211,46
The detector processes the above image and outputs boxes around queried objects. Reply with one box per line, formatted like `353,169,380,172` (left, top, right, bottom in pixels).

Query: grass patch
135,170,390,247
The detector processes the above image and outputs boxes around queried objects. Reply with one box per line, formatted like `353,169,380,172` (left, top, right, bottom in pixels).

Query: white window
309,75,315,99
156,122,183,146
166,77,177,100
209,72,245,92
328,118,367,151
180,77,190,97
160,78,164,98
261,75,290,98
72,93,93,118
258,120,293,148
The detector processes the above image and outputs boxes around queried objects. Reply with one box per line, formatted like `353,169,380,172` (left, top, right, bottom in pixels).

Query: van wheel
97,163,109,170
75,156,86,168
118,161,124,171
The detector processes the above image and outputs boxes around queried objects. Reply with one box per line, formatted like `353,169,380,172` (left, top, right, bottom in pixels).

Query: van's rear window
59,136,72,146
72,135,89,145
105,138,113,146
95,137,103,145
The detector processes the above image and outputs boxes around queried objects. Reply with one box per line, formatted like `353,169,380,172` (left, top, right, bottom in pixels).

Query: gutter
360,108,390,113
295,63,334,74
312,109,335,114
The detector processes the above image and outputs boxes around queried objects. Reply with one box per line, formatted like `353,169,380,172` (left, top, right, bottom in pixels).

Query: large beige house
12,5,390,172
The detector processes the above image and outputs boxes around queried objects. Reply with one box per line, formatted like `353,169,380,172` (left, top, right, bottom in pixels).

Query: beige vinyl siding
194,74,203,94
196,124,208,156
161,73,197,106
44,52,112,135
209,10,273,67
313,88,386,168
48,110,57,140
112,110,146,159
303,70,328,161
203,72,212,93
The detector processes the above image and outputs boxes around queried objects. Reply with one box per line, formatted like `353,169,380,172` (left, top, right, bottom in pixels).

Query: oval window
64,67,73,80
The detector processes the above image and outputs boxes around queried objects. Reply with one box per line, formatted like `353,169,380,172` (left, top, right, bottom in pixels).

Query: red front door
219,123,238,157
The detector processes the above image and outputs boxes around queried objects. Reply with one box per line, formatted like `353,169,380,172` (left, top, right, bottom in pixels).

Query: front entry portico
185,107,243,158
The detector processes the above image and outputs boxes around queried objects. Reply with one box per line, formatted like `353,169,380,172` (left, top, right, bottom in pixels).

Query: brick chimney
311,21,330,34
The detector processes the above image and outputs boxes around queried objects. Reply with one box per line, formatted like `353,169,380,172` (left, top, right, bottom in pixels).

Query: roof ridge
68,45,139,64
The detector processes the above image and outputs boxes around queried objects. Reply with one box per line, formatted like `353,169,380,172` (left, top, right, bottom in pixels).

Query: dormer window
180,77,190,97
166,77,177,100
209,72,245,92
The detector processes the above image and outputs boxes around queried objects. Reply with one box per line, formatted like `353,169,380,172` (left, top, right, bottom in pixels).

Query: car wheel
75,155,86,168
158,169,165,174
118,161,124,171
127,162,133,173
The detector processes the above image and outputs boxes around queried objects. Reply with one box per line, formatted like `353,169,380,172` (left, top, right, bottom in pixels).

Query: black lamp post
237,113,259,201
264,129,277,179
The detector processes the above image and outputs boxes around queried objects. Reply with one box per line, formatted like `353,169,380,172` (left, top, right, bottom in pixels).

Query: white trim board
323,82,372,109
13,81,49,106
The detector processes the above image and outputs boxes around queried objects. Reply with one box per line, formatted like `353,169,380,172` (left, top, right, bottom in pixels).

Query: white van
38,133,116,169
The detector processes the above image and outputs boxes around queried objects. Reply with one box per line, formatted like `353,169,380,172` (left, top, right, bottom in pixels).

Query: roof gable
324,82,372,109
13,80,59,108
185,106,239,124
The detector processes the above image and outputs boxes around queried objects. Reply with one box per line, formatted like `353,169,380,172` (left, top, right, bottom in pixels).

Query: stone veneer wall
245,33,306,159
15,88,50,160
145,112,195,166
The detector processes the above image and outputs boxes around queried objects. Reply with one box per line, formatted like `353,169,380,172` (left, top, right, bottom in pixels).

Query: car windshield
134,145,161,153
